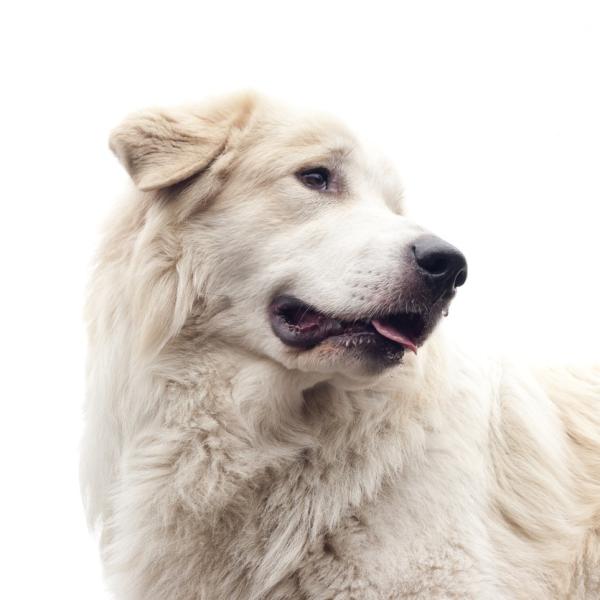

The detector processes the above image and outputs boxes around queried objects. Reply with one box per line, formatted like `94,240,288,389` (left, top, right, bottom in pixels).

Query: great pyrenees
82,92,600,599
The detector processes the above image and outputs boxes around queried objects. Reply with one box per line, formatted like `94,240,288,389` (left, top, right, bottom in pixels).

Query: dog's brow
293,145,353,168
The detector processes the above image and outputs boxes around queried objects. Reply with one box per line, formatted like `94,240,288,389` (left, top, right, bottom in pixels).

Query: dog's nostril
412,234,468,289
454,268,467,288
418,252,450,275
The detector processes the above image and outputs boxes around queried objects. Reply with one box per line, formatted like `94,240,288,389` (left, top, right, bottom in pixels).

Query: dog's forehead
255,107,358,156
243,105,398,187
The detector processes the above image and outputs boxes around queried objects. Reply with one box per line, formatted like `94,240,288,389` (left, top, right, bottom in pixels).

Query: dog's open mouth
269,295,429,355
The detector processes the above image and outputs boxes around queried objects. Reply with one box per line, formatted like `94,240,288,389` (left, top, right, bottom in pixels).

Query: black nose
412,234,468,294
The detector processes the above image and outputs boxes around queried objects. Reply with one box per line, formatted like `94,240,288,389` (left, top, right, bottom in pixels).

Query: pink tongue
371,319,418,354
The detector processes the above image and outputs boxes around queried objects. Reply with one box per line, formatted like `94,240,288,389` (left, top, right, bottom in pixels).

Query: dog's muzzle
268,234,467,364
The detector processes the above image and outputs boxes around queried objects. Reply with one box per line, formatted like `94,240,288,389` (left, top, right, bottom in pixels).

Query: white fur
82,92,600,599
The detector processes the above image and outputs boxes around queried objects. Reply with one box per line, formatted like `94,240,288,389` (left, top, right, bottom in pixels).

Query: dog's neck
155,333,450,461
146,336,456,598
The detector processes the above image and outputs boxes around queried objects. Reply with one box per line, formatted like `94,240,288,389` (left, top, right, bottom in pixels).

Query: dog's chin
293,335,409,377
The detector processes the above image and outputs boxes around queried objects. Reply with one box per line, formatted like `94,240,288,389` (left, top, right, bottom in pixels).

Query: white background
1,1,599,598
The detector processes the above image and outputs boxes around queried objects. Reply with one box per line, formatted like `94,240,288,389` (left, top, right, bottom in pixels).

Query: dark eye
297,167,330,192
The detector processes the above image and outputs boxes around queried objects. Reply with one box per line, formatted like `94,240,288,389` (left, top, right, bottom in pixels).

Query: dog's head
110,93,466,380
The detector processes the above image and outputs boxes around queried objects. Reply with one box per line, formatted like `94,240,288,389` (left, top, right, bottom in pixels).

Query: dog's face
111,94,467,380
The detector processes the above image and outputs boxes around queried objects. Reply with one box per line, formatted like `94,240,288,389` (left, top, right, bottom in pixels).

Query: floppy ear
109,92,257,191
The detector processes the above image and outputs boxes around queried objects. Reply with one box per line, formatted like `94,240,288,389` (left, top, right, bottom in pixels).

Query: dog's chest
279,483,499,599
236,449,502,600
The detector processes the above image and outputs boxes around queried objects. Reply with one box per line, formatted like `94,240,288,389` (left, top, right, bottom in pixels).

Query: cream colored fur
82,92,600,599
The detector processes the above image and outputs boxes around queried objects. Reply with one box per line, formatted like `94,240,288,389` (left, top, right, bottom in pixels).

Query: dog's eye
297,168,330,192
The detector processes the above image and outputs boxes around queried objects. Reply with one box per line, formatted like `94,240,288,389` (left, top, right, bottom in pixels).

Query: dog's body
82,93,600,599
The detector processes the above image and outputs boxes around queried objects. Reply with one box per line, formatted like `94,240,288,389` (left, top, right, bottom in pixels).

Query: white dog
81,92,600,599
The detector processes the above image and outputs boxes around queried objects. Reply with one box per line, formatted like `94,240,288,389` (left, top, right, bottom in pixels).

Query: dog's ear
109,92,257,191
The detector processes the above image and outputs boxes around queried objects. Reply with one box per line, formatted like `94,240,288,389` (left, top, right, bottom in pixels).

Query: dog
81,92,600,599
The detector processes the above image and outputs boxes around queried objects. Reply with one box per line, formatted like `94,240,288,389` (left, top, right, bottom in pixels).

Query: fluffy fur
82,92,600,599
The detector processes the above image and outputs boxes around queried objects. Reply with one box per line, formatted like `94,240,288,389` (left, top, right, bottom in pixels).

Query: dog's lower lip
268,295,426,353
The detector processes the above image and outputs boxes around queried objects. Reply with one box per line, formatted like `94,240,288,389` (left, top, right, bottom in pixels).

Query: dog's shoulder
539,365,600,595
479,362,600,596
538,365,600,518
